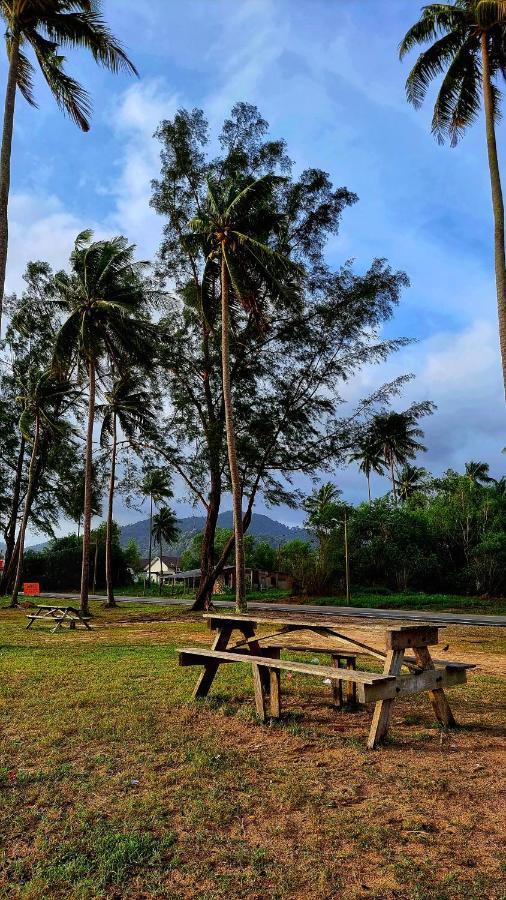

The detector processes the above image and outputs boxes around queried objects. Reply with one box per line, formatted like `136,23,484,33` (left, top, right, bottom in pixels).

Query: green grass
0,603,504,899
301,589,506,616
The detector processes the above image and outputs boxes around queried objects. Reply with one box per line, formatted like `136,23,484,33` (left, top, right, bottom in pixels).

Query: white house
138,555,181,584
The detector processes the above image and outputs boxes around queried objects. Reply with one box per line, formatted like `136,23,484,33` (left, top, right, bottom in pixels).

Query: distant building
138,555,181,584
168,566,296,593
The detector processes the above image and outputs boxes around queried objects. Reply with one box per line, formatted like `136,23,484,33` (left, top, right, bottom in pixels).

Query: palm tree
396,463,429,502
0,1,137,336
464,459,493,484
189,174,300,611
370,410,427,502
99,373,153,608
141,469,173,592
349,432,386,502
53,232,148,615
400,1,506,395
151,506,180,596
10,370,74,607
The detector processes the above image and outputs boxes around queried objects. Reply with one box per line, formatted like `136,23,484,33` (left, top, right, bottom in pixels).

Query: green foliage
23,525,130,592
123,539,142,573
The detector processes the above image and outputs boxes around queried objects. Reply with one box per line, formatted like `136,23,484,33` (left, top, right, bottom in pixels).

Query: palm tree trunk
147,494,153,594
481,32,506,398
105,411,117,607
11,417,40,608
159,535,163,596
389,455,397,504
0,32,19,337
221,253,246,612
92,538,98,594
0,434,25,594
80,358,96,616
367,471,371,503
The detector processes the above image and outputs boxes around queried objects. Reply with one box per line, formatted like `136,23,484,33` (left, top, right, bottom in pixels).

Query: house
138,555,181,584
168,566,297,593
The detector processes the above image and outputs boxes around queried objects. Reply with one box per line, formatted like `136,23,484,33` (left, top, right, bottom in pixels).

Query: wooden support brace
252,663,268,721
269,668,281,719
414,646,457,728
192,625,233,699
367,648,404,750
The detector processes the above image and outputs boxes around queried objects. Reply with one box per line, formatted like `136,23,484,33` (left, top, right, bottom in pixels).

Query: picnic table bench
178,612,475,748
26,604,92,633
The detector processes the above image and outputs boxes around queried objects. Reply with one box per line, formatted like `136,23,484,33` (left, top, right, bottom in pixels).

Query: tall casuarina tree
0,0,137,336
189,174,300,611
53,232,148,615
400,0,506,396
99,373,154,608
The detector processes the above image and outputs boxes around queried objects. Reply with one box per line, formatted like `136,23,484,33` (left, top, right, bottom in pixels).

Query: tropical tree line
282,461,506,597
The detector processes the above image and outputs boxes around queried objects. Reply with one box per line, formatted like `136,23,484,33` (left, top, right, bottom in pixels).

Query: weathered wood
386,626,439,650
414,646,457,728
269,668,281,718
364,666,467,702
332,656,343,707
367,649,405,750
191,625,233,700
252,663,267,721
345,656,357,707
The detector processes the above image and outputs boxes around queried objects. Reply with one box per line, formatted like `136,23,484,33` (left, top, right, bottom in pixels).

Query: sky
7,0,506,534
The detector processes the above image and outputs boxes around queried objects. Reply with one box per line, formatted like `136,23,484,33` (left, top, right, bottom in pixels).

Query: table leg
346,657,357,708
414,646,457,728
367,649,404,749
331,655,343,708
252,663,268,721
269,669,281,719
239,624,271,693
192,625,233,699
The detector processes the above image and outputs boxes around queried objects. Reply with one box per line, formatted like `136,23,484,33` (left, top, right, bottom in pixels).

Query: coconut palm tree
188,174,300,611
396,463,429,502
53,232,148,615
151,506,180,596
400,0,506,396
0,0,137,336
370,410,428,502
349,432,386,502
464,459,493,484
98,373,154,608
141,468,173,592
10,369,74,607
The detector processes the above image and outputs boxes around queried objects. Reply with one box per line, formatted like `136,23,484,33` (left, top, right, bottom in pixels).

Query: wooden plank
386,626,440,650
366,649,405,750
414,646,457,728
251,663,267,721
332,656,343,708
362,667,467,702
178,647,393,686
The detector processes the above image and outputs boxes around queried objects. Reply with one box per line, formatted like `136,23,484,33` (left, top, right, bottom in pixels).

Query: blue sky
8,0,505,531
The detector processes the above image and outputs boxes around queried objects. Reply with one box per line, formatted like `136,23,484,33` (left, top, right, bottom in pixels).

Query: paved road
39,592,506,628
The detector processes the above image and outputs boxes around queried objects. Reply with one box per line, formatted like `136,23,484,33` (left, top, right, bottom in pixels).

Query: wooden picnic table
26,604,92,633
178,611,475,748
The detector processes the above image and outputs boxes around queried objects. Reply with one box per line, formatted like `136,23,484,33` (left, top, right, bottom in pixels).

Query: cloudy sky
8,0,505,532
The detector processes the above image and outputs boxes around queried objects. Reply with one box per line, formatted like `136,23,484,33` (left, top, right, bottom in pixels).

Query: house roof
141,555,180,569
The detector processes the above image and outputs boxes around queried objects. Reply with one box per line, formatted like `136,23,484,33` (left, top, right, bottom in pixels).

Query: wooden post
345,656,357,707
414,646,457,728
331,655,343,708
192,624,233,699
366,648,404,749
269,669,281,719
252,663,267,721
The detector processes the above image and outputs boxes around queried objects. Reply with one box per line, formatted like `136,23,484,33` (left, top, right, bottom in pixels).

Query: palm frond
404,30,467,107
399,4,467,59
28,34,92,130
41,8,138,75
431,43,481,144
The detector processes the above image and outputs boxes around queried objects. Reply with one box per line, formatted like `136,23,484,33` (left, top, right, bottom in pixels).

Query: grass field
0,601,505,899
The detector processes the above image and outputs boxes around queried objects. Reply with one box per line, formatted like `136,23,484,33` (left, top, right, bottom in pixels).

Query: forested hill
119,511,310,557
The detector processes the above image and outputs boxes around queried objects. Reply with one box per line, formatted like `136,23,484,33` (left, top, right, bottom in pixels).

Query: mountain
119,511,310,557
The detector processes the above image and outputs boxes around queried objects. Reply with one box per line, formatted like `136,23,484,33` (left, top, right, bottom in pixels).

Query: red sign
0,559,3,571
23,583,40,596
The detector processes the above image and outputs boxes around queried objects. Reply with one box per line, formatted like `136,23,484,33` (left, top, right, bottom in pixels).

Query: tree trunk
147,494,153,594
481,32,506,399
104,411,117,607
0,434,25,593
159,535,163,596
92,538,98,594
11,417,40,607
367,471,371,504
220,253,246,612
389,455,397,504
192,459,221,611
80,358,96,616
0,31,19,337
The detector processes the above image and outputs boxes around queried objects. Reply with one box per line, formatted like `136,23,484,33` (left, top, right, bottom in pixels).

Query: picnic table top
28,604,85,615
203,611,443,631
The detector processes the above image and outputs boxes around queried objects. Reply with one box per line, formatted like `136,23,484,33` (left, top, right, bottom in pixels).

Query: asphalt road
39,592,506,628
